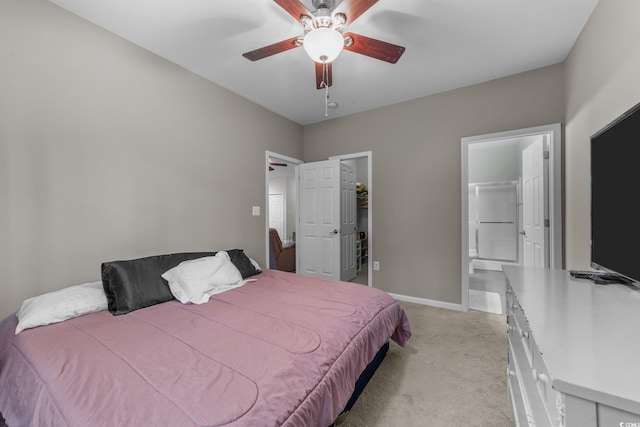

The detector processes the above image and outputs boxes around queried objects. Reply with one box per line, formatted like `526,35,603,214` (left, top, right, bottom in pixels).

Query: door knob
520,231,526,236
330,229,339,235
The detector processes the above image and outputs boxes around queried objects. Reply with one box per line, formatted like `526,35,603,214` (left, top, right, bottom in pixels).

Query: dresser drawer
510,300,534,368
531,342,560,426
508,345,531,426
508,334,551,426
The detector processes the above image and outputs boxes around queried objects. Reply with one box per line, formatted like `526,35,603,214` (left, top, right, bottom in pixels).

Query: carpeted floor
340,301,510,427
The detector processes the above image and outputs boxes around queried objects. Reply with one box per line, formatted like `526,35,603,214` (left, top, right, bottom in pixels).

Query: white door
522,136,548,267
299,159,341,280
340,163,357,281
298,160,357,281
268,193,285,240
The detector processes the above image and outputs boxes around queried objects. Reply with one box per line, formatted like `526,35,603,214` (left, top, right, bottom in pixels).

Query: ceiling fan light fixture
303,28,344,63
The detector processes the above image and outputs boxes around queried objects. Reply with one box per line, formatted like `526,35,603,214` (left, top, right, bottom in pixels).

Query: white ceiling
48,0,599,126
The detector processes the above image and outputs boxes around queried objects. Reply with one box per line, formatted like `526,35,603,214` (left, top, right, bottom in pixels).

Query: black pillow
101,252,215,315
226,249,262,279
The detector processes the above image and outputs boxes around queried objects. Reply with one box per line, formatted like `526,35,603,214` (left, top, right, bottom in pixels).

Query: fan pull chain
325,83,330,117
322,59,330,117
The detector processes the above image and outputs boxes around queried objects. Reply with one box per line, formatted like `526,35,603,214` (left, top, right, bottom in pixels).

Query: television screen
590,101,640,284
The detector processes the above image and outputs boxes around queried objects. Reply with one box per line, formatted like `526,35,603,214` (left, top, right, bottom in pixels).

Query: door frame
265,151,303,270
329,151,373,287
460,124,562,311
265,150,373,287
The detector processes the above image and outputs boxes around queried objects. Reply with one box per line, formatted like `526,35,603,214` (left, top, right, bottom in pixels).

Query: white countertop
503,266,640,414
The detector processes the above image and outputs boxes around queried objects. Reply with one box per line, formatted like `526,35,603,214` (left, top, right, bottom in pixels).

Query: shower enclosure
468,181,519,264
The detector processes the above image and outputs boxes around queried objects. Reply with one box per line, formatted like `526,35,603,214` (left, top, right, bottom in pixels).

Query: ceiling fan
268,162,288,171
242,0,406,90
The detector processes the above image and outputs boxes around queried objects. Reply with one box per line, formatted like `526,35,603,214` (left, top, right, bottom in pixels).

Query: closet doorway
329,152,372,287
460,124,563,313
264,151,372,287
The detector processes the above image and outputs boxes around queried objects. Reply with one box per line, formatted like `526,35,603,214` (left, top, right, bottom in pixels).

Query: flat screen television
590,101,640,286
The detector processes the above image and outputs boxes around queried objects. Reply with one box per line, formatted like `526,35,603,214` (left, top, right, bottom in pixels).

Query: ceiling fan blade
343,33,405,64
242,37,302,61
315,61,333,89
274,0,312,22
341,0,379,25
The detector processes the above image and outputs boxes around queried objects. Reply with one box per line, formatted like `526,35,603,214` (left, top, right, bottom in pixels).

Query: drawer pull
532,369,549,384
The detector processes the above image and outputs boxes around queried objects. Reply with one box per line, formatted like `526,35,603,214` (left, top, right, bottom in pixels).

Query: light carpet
340,301,509,427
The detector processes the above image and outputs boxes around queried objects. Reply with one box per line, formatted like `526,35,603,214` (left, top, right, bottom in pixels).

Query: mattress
0,269,410,427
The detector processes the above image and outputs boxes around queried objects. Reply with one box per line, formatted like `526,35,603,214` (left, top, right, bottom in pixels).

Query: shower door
475,182,518,262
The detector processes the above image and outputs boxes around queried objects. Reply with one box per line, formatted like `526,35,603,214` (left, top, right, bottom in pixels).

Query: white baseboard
387,292,467,312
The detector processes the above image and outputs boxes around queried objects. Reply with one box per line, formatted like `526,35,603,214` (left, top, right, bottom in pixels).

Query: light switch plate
252,206,260,216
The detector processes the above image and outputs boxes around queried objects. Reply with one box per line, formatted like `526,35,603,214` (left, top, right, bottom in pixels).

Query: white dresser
503,266,640,427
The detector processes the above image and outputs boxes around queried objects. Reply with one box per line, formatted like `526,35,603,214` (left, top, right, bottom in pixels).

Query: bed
0,250,411,427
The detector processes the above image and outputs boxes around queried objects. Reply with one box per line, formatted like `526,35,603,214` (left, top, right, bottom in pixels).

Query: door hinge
543,150,550,160
544,219,550,228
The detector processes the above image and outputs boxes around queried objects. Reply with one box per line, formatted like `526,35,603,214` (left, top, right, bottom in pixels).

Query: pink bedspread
0,269,410,427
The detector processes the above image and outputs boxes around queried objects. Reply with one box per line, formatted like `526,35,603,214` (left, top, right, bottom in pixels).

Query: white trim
265,151,303,166
461,140,471,311
387,292,467,312
329,151,372,160
461,124,563,311
329,152,373,288
265,151,303,269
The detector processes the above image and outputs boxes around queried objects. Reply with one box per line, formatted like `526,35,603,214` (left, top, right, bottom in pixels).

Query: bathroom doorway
460,124,563,313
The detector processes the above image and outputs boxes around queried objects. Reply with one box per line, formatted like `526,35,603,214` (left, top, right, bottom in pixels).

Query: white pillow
16,281,108,334
161,251,244,304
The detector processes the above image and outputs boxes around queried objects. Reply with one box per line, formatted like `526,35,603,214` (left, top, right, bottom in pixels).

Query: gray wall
563,0,640,270
303,64,564,304
0,0,302,318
